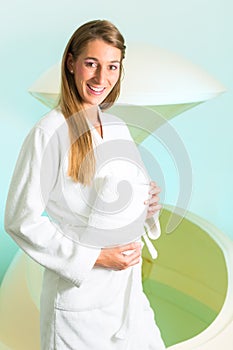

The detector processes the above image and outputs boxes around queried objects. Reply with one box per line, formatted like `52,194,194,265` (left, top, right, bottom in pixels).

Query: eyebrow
85,57,121,63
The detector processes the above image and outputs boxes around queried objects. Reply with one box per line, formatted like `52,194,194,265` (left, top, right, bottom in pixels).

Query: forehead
80,39,121,61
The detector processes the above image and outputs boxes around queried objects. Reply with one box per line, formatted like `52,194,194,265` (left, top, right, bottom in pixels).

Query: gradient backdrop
0,0,232,341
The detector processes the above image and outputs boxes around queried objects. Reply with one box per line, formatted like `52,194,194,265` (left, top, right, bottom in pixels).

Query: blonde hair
59,20,126,185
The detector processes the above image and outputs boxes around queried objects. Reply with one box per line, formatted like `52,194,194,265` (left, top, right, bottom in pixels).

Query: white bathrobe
4,107,166,350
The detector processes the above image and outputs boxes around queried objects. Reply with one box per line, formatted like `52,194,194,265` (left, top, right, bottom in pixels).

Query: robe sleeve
4,126,100,287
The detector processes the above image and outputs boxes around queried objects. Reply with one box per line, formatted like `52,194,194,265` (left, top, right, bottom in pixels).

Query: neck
84,105,100,125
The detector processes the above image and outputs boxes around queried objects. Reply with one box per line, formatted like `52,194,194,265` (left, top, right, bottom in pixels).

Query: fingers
145,181,162,218
148,204,162,212
123,255,141,268
148,195,160,205
117,242,142,270
144,183,161,203
149,182,161,196
144,196,161,207
120,248,142,269
95,242,142,270
119,241,142,253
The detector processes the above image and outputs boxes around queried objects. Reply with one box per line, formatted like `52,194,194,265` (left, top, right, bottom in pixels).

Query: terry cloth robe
4,107,166,350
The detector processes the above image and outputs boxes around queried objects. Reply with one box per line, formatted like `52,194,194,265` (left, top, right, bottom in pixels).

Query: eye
85,61,98,68
109,65,118,71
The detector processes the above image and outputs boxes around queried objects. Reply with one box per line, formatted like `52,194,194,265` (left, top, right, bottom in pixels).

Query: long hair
59,20,126,185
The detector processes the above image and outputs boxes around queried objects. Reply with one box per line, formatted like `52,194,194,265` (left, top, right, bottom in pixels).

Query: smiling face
67,39,122,109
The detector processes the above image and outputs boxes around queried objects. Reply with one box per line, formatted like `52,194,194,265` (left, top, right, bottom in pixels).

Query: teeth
88,85,105,92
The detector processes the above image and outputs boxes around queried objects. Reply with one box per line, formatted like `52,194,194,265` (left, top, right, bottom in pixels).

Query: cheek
111,74,120,88
109,70,120,85
74,68,89,93
75,66,89,81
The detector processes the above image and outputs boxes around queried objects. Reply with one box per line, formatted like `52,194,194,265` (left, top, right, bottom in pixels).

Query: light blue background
0,0,232,282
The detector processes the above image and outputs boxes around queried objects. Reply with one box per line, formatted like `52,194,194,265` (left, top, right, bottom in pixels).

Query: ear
66,53,74,73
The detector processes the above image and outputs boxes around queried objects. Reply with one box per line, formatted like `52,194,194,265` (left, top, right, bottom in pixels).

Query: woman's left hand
145,181,162,219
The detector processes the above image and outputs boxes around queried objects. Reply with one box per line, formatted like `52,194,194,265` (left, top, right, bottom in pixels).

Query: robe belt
142,231,158,259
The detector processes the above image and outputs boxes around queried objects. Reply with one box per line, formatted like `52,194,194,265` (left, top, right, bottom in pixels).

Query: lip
87,84,106,95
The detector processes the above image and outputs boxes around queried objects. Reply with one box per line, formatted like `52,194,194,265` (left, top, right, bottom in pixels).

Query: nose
95,66,106,85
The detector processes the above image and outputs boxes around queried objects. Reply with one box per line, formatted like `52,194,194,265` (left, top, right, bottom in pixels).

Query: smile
87,84,105,94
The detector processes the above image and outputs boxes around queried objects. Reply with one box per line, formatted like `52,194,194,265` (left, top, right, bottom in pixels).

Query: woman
4,20,165,349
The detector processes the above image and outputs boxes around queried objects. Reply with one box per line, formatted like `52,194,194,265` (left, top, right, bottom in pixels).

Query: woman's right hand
94,242,142,270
